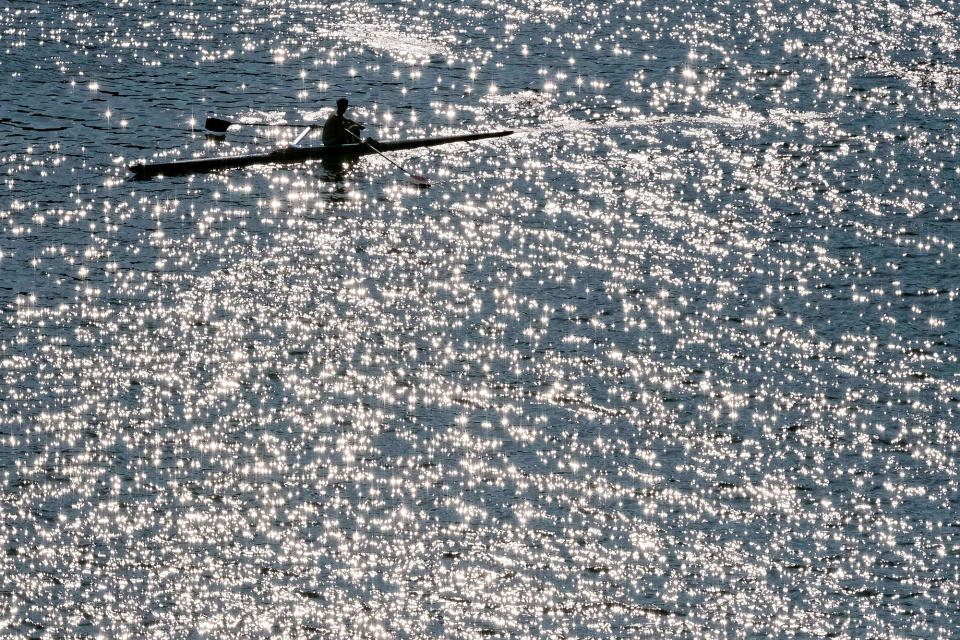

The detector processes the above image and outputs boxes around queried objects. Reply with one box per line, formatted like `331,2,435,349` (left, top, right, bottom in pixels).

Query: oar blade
204,116,232,133
410,175,430,188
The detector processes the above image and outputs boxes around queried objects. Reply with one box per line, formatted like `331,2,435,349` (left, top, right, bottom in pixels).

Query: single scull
128,130,513,179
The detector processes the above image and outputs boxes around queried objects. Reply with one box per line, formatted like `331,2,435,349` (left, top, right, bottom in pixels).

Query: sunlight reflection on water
1,0,959,638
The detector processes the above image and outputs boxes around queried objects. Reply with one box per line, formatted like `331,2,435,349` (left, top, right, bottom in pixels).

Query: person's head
336,98,348,115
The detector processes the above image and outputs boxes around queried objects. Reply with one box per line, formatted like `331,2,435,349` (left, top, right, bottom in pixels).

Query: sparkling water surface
1,0,959,638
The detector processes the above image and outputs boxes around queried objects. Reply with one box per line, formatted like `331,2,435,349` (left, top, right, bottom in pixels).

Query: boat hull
128,130,513,178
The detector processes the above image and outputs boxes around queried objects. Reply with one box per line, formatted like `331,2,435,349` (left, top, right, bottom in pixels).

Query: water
1,0,959,638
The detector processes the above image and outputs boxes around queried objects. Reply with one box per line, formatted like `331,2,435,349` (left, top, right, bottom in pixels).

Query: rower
322,98,368,146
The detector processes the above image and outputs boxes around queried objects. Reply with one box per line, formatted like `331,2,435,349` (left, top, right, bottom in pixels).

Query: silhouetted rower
322,98,366,146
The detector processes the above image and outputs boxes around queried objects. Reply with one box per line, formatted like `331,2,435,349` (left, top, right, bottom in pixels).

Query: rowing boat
128,130,513,179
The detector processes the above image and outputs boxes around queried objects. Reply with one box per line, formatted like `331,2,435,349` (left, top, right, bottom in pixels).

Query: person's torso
322,114,349,144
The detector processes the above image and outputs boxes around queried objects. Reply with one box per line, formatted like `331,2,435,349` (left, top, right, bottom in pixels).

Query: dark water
1,1,959,638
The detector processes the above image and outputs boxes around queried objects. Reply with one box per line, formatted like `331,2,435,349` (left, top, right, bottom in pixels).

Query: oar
205,115,430,187
204,116,307,133
342,128,430,188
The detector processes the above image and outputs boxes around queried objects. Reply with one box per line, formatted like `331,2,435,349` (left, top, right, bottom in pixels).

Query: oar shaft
290,126,314,146
205,116,310,132
345,129,403,170
343,129,428,184
242,122,305,127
